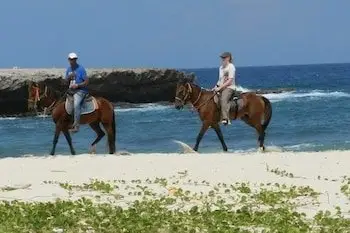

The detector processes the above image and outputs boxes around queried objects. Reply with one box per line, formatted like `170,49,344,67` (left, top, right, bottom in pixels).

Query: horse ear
179,77,193,85
177,78,186,85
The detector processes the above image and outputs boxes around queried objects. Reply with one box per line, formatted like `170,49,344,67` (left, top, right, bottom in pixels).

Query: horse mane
178,78,211,92
34,82,66,103
46,85,67,102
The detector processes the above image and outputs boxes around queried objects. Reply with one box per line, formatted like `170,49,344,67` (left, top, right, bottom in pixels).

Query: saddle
65,92,98,115
214,91,244,118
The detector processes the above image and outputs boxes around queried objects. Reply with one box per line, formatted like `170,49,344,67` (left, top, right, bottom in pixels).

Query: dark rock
0,68,295,117
0,68,195,116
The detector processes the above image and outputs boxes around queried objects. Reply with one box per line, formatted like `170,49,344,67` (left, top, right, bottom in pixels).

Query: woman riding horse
213,52,237,126
174,54,272,152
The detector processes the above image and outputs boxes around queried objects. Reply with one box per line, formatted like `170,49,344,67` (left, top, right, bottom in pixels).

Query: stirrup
69,125,79,133
222,119,231,125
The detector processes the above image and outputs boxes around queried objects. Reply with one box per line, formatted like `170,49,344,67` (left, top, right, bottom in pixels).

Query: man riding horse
27,53,116,155
65,52,89,133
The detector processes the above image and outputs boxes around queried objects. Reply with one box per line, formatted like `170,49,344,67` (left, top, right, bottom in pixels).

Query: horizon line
0,61,349,71
179,61,350,70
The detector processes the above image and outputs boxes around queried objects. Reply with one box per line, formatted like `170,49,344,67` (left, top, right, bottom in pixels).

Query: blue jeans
73,91,86,126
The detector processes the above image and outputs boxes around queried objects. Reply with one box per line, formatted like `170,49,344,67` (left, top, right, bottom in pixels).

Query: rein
44,99,57,113
29,84,67,114
177,83,217,111
193,92,216,110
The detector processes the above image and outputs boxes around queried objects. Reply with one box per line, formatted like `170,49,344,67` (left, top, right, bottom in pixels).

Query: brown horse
28,82,116,155
174,80,272,152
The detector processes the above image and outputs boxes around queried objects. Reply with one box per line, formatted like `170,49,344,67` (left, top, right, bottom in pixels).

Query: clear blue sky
1,0,349,68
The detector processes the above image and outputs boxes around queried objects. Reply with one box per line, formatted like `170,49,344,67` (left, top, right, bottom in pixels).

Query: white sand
0,151,350,217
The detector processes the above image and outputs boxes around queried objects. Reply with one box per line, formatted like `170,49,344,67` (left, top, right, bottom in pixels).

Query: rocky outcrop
0,68,295,116
0,68,195,116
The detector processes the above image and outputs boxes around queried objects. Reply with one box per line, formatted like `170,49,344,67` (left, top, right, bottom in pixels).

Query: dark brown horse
28,82,116,155
174,80,272,152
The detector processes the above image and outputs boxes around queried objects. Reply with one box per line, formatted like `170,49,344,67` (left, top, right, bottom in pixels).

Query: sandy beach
1,151,350,217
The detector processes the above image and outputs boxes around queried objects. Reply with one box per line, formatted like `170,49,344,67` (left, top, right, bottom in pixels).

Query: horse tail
261,96,272,131
112,108,116,147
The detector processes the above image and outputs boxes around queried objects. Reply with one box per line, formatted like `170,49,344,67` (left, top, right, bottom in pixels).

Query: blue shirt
65,64,88,93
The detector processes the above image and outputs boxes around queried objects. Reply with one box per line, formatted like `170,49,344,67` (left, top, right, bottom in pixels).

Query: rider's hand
214,87,221,93
70,84,78,89
68,72,75,80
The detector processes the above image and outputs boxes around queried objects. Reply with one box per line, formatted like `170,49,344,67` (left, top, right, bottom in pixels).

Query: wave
115,103,172,113
0,117,18,120
114,89,350,113
223,143,322,153
283,143,320,150
263,90,350,103
235,85,251,92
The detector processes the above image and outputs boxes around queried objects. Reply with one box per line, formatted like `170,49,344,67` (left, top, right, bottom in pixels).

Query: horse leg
63,130,76,155
241,115,265,152
50,125,61,155
89,122,105,154
193,122,210,151
255,124,265,152
102,123,115,154
212,124,228,151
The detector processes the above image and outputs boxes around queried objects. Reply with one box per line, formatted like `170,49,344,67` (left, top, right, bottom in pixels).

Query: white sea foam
115,103,171,113
263,90,350,103
235,85,251,92
0,117,18,120
283,143,319,150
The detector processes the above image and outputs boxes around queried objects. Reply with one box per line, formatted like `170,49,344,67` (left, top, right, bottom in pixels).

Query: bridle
175,83,203,109
175,82,218,111
28,85,57,113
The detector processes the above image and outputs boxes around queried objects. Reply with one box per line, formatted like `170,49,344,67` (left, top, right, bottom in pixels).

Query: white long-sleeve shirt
216,63,236,90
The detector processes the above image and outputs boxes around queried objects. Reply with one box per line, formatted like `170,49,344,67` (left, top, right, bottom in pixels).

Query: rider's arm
77,67,89,88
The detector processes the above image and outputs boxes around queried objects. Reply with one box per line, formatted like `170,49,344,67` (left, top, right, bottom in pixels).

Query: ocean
1,63,350,157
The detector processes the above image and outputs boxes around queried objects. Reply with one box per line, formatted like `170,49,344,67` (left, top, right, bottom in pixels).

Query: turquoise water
1,63,350,157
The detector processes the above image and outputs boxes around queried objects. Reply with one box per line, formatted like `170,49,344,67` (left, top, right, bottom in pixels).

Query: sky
0,0,349,68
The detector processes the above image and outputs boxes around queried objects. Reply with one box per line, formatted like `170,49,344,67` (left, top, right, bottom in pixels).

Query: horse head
28,82,58,112
174,79,197,110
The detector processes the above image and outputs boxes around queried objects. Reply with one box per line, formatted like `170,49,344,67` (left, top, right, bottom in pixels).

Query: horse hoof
257,147,265,153
89,145,96,155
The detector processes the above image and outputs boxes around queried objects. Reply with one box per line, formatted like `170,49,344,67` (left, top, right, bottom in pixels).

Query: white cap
68,52,78,59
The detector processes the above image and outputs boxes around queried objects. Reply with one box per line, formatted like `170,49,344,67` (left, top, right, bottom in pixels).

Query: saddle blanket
214,93,244,112
65,95,98,115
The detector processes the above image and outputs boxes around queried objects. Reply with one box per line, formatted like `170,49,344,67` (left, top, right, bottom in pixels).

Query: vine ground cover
0,170,350,232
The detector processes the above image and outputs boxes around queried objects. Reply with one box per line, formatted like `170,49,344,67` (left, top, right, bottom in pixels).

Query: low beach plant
340,176,350,199
0,176,348,232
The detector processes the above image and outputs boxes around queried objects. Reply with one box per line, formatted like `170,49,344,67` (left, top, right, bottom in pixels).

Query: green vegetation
266,166,295,178
340,176,350,199
0,184,31,192
0,175,349,232
59,179,115,193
